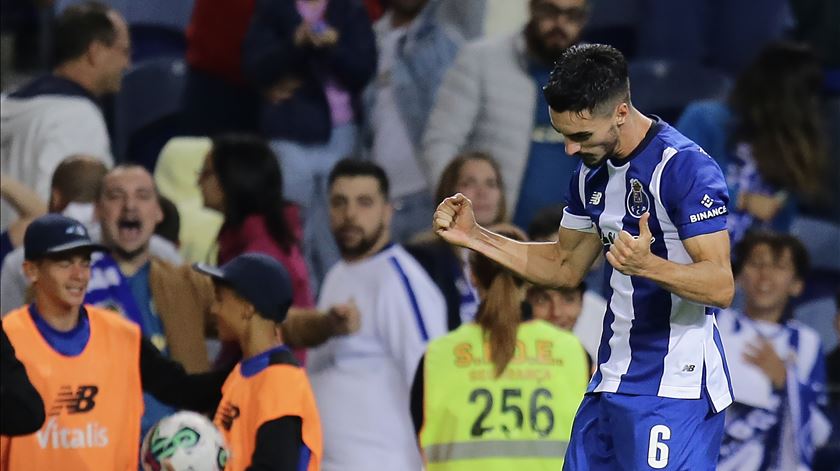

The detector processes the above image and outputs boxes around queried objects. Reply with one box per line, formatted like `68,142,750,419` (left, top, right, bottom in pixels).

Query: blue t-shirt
29,304,90,356
513,62,580,228
126,262,168,354
124,262,174,440
560,118,734,411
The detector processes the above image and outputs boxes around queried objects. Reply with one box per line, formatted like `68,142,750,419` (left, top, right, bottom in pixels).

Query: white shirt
1,85,112,230
308,244,446,471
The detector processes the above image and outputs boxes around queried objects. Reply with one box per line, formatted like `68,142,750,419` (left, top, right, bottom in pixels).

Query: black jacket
241,0,377,143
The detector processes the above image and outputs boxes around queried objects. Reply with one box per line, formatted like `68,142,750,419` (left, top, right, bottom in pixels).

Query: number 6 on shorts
647,424,670,469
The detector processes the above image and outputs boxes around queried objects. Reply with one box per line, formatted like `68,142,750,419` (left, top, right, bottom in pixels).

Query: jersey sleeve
660,148,730,240
560,164,596,233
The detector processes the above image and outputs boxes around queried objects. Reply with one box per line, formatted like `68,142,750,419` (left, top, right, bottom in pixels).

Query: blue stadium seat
628,60,732,124
113,57,187,170
55,0,193,62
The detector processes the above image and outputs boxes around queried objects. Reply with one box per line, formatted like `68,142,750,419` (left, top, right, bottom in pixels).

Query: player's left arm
606,216,734,308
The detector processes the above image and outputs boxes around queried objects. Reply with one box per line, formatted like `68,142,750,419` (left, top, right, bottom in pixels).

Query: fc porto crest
626,178,650,218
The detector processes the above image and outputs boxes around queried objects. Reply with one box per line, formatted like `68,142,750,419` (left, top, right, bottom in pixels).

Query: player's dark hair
733,232,810,280
435,151,507,224
543,43,630,116
728,41,826,202
211,134,296,251
328,159,390,199
52,1,117,66
469,230,527,377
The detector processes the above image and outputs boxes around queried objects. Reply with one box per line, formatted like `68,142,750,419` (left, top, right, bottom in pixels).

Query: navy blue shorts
563,392,725,470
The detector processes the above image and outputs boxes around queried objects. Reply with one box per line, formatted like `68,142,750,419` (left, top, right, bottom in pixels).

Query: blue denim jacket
363,0,463,148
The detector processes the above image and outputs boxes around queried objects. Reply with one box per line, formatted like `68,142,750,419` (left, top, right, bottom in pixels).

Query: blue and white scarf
717,309,832,470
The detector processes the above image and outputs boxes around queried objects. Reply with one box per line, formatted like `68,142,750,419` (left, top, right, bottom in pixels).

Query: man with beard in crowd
421,0,589,227
306,159,446,471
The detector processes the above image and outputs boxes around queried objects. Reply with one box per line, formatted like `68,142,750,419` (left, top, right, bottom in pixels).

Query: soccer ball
141,411,229,471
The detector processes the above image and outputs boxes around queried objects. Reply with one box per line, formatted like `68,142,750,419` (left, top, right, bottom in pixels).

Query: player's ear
23,260,40,284
615,102,629,125
241,301,256,320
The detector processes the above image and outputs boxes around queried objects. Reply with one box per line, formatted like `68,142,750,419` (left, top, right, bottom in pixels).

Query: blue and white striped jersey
560,118,734,412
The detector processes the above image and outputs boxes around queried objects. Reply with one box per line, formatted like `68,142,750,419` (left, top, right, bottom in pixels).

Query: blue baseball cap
194,253,293,323
24,214,107,261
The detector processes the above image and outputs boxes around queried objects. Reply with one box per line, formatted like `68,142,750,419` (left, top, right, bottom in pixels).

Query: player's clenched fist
433,193,477,248
606,212,654,276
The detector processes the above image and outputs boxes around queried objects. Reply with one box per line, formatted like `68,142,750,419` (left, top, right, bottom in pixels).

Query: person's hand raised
433,193,478,248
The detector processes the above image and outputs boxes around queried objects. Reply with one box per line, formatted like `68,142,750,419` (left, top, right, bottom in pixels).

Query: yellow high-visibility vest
420,320,589,470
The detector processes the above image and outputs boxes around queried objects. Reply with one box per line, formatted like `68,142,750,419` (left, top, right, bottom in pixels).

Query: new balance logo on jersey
217,402,240,431
700,194,714,208
48,385,99,416
689,206,727,223
36,417,109,449
682,364,696,372
589,192,603,205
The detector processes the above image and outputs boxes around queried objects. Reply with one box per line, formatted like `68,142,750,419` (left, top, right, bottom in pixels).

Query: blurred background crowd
0,0,838,469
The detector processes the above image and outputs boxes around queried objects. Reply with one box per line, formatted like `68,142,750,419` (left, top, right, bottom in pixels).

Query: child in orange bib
1,214,229,471
195,253,322,471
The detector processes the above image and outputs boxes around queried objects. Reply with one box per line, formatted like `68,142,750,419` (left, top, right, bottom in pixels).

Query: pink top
296,0,354,126
217,209,315,309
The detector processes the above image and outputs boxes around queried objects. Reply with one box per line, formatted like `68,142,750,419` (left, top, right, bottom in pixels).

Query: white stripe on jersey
650,147,732,408
652,147,704,397
594,163,634,393
705,318,733,411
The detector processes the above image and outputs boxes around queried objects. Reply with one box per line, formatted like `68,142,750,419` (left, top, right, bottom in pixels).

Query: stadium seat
54,0,192,62
153,137,222,265
628,60,732,123
113,57,187,170
129,24,187,62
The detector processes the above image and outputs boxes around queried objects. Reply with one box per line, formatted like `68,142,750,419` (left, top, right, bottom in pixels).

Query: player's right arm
433,193,602,288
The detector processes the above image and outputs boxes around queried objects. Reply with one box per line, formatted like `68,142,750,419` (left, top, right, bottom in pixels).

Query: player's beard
334,221,386,260
580,126,620,168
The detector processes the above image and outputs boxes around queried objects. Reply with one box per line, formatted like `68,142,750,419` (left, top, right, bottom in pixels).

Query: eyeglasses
533,3,588,23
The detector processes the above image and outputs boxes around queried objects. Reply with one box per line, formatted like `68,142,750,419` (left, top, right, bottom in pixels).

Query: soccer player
433,44,735,470
1,214,228,471
194,253,322,471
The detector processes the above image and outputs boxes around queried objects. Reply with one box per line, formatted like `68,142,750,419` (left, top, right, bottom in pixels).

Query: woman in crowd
199,134,315,308
677,41,828,245
410,230,589,470
407,151,512,330
198,134,316,364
